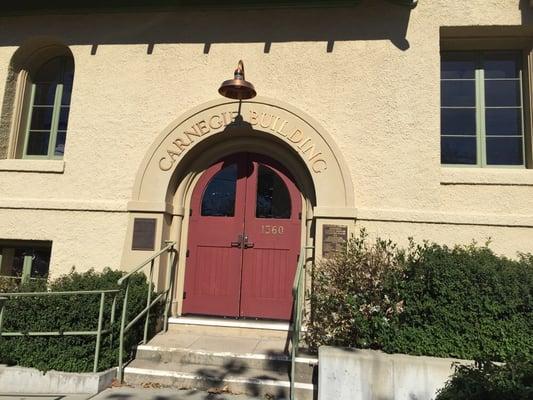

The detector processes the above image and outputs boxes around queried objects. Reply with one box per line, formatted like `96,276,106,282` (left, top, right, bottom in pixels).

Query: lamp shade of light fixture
218,60,257,100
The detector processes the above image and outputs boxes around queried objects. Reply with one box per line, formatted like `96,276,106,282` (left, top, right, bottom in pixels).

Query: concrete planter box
319,346,472,400
0,365,116,395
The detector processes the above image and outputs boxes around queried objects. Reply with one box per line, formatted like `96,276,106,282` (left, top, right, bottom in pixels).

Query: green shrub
436,360,533,400
385,243,533,361
306,230,533,362
306,230,405,350
0,268,160,372
0,276,48,293
0,277,20,292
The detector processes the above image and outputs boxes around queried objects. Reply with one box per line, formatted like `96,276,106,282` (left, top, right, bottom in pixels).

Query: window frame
0,240,52,280
22,56,72,160
6,44,74,160
255,164,292,219
200,162,239,217
441,50,527,168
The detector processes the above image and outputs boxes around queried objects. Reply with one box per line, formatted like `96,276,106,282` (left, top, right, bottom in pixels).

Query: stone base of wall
0,365,116,394
318,347,472,400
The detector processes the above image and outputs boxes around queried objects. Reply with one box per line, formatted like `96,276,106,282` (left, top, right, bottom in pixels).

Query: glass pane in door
256,165,291,219
201,163,238,217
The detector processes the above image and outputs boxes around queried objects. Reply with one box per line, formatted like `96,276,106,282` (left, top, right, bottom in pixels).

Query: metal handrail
0,289,120,372
117,244,175,285
0,274,46,280
0,241,178,378
290,245,314,400
0,289,121,297
117,241,177,382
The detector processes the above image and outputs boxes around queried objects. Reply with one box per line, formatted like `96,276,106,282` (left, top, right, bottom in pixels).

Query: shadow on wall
521,0,533,24
0,0,413,159
441,1,533,47
0,0,414,52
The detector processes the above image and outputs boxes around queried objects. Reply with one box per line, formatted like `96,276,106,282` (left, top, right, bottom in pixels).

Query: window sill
441,167,533,186
0,159,65,173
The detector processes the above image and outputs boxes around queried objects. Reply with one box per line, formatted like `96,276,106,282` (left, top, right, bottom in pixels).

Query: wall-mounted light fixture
219,60,257,100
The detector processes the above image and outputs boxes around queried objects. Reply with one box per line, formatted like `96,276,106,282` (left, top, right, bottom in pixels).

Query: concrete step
135,344,317,382
168,317,291,340
124,359,316,400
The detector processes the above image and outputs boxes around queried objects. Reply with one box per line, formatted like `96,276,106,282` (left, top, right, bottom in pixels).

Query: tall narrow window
441,51,525,167
23,55,73,159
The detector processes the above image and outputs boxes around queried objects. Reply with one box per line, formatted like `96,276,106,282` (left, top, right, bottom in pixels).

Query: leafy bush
0,277,20,292
0,268,160,372
0,276,47,292
385,243,533,361
436,360,533,400
307,230,533,362
306,230,405,350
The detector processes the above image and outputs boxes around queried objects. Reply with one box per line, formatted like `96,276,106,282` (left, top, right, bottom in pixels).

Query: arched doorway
182,152,302,321
122,98,357,318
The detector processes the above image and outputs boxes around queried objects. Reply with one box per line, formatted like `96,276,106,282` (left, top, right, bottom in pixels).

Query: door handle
243,235,254,249
230,234,254,249
231,234,244,248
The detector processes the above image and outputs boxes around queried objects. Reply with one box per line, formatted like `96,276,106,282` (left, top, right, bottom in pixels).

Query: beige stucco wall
0,0,532,279
0,208,128,276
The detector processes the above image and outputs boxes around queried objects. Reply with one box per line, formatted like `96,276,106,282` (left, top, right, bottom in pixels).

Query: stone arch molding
130,97,355,214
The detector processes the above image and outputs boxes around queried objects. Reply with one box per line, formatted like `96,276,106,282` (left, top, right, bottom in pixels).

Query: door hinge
183,291,187,299
189,209,193,216
298,212,302,220
186,249,190,257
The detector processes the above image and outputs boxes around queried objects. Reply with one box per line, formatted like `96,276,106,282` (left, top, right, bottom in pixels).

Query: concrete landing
149,322,291,356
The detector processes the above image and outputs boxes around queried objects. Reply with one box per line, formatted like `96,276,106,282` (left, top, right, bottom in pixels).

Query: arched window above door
256,165,291,219
201,163,238,217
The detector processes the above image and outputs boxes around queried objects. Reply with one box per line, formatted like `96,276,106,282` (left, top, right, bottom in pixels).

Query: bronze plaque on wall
322,224,348,259
132,218,157,251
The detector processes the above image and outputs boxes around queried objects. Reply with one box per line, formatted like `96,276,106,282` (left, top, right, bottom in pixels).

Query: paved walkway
0,396,90,400
93,387,264,400
0,388,264,400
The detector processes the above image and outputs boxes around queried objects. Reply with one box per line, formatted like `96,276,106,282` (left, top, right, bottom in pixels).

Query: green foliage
0,277,20,292
385,243,533,361
0,277,47,293
307,230,533,362
306,229,405,350
436,360,533,400
0,268,160,372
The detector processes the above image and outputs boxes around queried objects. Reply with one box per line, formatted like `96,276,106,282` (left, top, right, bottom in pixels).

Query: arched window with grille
22,55,73,159
2,42,75,160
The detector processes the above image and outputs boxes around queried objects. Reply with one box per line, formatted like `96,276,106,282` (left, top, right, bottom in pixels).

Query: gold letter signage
158,111,238,171
159,107,328,174
248,110,328,173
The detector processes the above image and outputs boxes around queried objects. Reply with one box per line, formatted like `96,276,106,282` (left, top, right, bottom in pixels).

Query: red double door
182,153,302,321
